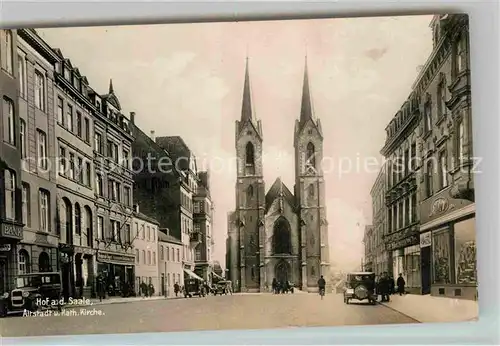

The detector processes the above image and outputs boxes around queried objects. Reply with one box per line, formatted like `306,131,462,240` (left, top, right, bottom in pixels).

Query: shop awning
183,268,204,281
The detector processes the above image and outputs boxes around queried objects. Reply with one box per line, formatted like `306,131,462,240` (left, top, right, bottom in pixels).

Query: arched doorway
38,252,50,272
62,197,73,245
275,260,291,283
272,217,292,254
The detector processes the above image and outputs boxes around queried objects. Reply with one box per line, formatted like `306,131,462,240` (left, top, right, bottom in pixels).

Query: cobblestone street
1,293,418,337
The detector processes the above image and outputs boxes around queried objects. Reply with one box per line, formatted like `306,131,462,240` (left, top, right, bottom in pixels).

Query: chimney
150,130,156,142
133,204,139,213
130,112,135,124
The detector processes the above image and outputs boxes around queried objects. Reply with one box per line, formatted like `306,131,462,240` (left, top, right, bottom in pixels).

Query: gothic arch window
38,252,50,272
306,142,316,171
272,217,292,254
246,184,254,205
245,142,255,175
75,203,81,236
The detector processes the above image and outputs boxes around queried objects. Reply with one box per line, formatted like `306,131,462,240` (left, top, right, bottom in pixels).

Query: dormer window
63,67,71,80
55,62,62,74
96,101,101,111
74,77,80,91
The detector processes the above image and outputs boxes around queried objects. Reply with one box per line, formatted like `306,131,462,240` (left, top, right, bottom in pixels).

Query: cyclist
317,275,326,299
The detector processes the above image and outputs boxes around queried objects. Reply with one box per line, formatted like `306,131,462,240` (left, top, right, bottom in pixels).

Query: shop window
404,245,421,289
454,218,477,285
432,229,451,284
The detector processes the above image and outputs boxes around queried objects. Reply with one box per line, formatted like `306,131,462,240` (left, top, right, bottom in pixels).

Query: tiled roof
158,230,182,245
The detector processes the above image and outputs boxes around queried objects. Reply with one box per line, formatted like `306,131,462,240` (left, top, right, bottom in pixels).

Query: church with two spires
226,58,331,293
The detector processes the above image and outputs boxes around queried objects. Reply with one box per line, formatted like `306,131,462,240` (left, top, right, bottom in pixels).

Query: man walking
317,275,326,300
396,273,406,295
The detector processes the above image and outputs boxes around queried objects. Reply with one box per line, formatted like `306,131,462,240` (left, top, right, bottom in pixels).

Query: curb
377,301,422,323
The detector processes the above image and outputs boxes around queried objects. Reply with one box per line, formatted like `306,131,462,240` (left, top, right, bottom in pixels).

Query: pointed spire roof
241,57,255,123
109,79,114,94
300,55,314,124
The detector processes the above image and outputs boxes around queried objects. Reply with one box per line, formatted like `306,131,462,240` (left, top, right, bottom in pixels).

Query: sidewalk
379,293,479,323
68,295,181,308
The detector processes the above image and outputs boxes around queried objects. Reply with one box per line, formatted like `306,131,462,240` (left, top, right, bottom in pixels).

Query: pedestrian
97,274,105,302
140,281,148,298
317,275,326,300
396,273,406,296
148,283,155,297
271,278,277,294
174,282,180,297
389,275,395,295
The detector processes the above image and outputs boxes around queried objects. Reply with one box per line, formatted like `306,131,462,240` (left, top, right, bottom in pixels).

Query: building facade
158,229,183,297
89,81,136,297
226,59,330,293
132,206,160,296
16,29,59,281
0,29,23,295
51,46,96,299
362,225,374,272
370,163,389,276
416,14,476,300
193,171,214,284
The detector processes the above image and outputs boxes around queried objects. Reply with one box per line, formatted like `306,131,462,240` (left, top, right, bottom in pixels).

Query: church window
246,184,254,203
308,129,313,135
306,142,316,171
245,142,255,175
273,217,292,254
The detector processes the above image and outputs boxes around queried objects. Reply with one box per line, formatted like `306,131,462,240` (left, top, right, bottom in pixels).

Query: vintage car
183,278,205,298
214,280,232,295
0,272,63,317
343,272,377,305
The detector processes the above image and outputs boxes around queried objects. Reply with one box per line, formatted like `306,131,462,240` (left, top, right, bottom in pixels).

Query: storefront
96,251,135,297
0,221,23,294
420,191,477,300
384,224,421,294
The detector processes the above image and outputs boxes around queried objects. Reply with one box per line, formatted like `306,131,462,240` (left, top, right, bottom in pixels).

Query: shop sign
386,235,419,252
0,244,12,252
420,232,432,248
384,226,418,244
1,223,23,240
97,252,135,264
74,246,95,256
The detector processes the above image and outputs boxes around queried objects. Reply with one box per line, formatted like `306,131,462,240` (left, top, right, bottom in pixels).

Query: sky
39,15,433,272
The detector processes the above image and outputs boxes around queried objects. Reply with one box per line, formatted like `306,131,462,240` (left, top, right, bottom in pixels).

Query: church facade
225,59,330,293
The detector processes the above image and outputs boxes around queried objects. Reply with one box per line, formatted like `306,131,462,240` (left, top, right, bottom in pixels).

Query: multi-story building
415,14,476,300
88,80,136,296
0,29,23,294
132,205,159,296
50,46,96,299
370,163,389,276
193,171,215,284
225,211,238,286
158,229,183,297
380,91,420,294
362,225,374,272
16,29,59,280
154,136,199,279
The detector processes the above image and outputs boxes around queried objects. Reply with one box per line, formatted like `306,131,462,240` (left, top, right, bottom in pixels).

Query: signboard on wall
420,232,432,248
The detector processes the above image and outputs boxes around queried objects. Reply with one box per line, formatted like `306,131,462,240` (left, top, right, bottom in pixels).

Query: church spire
241,57,255,123
299,55,314,124
109,78,114,94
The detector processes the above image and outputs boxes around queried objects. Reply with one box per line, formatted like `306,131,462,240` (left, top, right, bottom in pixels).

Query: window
18,53,27,96
404,149,410,176
424,101,432,133
69,153,75,179
107,141,118,162
457,119,464,163
59,147,66,175
410,142,416,171
437,79,447,118
36,130,48,170
77,157,84,184
84,118,90,142
18,250,29,274
112,220,120,242
134,223,139,238
195,247,202,261
135,249,139,263
94,133,103,154
95,173,103,196
74,204,81,236
85,162,91,187
147,251,151,265
426,160,434,197
176,249,180,262
411,193,417,223
165,247,170,261
76,111,82,137
67,104,74,132
4,170,16,220
439,150,448,189
57,97,64,124
20,119,26,158
142,250,146,264
147,226,151,241
454,218,477,285
153,252,156,265
97,216,104,240
404,197,410,226
456,35,467,73
63,67,71,80
432,229,451,284
122,149,129,168
22,183,30,227
398,200,403,230
124,186,131,206
35,70,45,111
306,142,316,171
39,190,49,232
3,97,15,145
125,224,131,244
1,30,13,74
